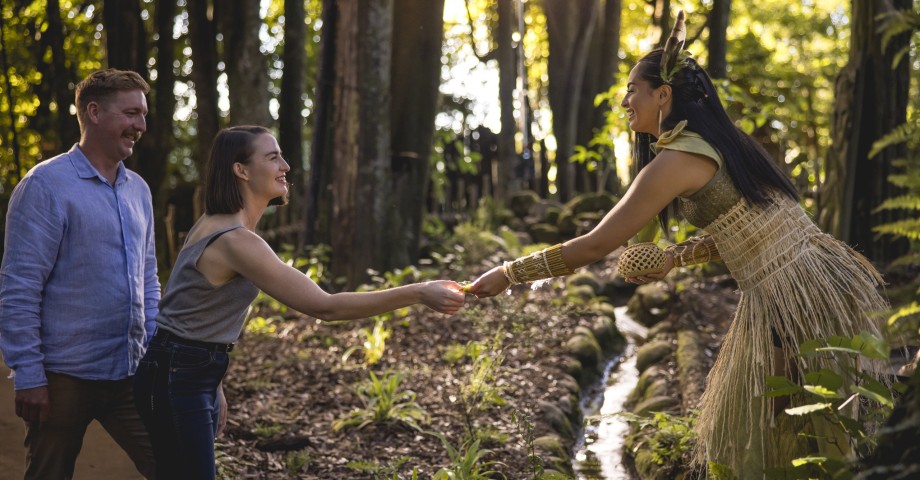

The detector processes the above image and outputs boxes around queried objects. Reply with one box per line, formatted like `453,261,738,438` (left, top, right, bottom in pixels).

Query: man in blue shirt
0,69,159,479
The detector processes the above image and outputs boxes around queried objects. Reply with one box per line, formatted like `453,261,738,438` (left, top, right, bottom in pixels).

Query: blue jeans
134,332,230,480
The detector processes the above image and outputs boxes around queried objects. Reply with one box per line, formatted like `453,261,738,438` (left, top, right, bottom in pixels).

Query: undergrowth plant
346,456,419,480
752,333,901,479
333,371,429,432
341,319,392,366
431,433,508,480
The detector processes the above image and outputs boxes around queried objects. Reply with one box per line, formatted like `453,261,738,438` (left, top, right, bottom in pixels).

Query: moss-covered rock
646,320,674,340
676,329,708,409
509,190,540,218
540,400,575,441
635,339,673,373
526,222,560,244
591,315,624,355
556,210,578,236
566,271,604,295
632,395,679,416
566,284,596,300
627,283,672,327
533,434,568,459
565,192,616,215
557,374,581,396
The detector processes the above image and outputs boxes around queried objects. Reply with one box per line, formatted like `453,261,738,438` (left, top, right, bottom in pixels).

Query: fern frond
873,195,920,213
877,10,920,55
887,174,920,190
872,218,920,241
890,253,920,269
869,122,913,159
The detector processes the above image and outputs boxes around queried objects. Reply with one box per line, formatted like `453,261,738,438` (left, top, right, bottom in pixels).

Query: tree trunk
103,0,146,75
543,0,599,201
707,0,729,78
329,0,394,285
576,0,621,194
279,0,307,248
819,0,910,263
187,0,221,218
46,0,78,152
306,0,337,249
222,0,272,127
389,0,445,267
495,0,517,200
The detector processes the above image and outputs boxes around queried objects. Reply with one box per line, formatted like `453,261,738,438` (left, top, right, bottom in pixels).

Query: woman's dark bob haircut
204,125,274,215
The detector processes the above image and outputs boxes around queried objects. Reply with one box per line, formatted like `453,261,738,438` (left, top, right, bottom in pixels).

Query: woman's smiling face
621,65,665,136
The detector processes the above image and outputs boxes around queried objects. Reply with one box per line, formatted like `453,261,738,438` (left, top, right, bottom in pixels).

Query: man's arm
0,176,64,421
142,193,160,345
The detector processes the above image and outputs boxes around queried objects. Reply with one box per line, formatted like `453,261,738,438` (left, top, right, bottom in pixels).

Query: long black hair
632,49,798,227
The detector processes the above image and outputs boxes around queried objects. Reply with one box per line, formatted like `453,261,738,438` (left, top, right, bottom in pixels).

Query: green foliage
342,320,392,366
252,422,285,438
346,456,418,480
284,449,313,475
761,333,905,479
431,433,508,480
888,302,920,339
244,315,279,337
333,371,429,432
619,411,698,467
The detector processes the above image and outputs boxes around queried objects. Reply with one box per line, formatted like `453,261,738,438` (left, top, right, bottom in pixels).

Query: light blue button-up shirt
0,145,160,390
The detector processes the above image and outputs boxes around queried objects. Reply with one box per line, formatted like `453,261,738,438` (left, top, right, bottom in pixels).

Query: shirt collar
68,144,128,185
651,120,691,155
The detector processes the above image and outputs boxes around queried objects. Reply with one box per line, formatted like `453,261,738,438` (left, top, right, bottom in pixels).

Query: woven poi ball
618,242,667,278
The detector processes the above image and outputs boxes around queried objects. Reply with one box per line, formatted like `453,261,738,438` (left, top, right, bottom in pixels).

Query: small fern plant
333,371,429,432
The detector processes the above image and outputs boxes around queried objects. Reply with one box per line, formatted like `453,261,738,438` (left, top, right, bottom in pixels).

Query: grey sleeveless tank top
155,225,260,344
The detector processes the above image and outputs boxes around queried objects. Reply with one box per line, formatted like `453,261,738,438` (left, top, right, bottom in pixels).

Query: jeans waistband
153,329,235,353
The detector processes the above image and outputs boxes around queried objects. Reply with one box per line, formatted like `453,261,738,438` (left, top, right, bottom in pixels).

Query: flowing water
572,307,648,479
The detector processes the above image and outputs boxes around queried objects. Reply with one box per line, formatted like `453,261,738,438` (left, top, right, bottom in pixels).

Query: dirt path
0,361,143,480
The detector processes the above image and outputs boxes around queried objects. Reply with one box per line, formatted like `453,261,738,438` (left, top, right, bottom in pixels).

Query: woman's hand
419,280,467,315
625,252,675,284
466,266,511,298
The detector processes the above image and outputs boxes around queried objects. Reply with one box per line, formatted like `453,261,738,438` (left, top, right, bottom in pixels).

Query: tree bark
389,0,445,267
819,0,910,263
329,0,394,285
495,0,516,200
543,0,599,201
46,0,78,151
279,0,307,248
188,0,221,218
707,0,730,78
306,0,337,249
222,0,272,127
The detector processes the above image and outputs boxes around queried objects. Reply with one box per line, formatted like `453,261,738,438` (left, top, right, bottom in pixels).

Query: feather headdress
659,10,691,84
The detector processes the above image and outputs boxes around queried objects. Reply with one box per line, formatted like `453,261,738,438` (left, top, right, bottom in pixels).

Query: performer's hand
419,280,466,315
625,253,675,284
216,383,228,437
466,266,511,298
15,385,50,424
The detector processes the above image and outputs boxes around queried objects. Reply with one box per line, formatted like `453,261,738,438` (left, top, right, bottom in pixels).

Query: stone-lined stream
573,306,648,479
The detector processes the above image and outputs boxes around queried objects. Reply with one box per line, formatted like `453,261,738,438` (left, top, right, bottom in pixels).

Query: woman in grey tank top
133,126,466,480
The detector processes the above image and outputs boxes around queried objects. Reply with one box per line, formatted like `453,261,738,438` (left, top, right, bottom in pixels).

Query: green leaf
803,369,844,391
803,385,843,399
784,403,832,415
791,456,827,467
853,385,893,408
850,332,889,360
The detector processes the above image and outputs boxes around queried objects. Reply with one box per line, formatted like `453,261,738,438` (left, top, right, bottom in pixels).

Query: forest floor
215,256,641,479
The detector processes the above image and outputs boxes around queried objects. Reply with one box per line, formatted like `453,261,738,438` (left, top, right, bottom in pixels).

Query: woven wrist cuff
507,244,574,283
665,236,721,267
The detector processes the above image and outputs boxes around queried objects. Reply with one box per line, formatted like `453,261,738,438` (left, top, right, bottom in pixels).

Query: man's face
90,90,148,162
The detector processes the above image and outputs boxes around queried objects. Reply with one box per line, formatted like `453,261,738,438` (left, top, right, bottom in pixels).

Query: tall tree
279,0,307,246
389,0,445,267
34,0,79,156
103,0,146,75
306,0,337,249
188,0,221,218
222,0,272,127
819,0,911,262
495,0,517,200
328,0,394,284
575,0,621,193
543,0,599,201
707,0,730,78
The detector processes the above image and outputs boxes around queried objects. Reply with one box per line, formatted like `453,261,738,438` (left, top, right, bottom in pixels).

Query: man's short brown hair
74,69,150,129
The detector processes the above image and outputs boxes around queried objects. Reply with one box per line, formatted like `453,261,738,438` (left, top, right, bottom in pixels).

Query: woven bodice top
652,121,742,228
652,122,829,291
